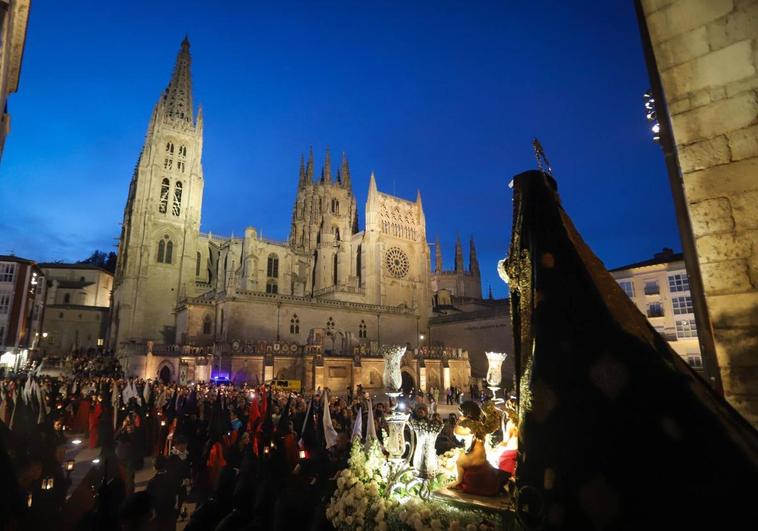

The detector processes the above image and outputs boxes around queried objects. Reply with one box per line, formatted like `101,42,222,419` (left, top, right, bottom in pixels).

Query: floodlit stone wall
642,0,758,425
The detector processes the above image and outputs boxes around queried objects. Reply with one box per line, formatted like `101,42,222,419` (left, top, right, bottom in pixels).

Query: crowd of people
0,354,480,531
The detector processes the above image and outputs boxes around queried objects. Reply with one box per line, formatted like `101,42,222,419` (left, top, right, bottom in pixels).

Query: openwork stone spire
321,147,332,183
455,234,464,272
338,152,351,188
162,36,194,124
470,236,480,274
435,236,442,272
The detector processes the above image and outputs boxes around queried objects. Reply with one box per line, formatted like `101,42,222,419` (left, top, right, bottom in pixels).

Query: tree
78,250,117,273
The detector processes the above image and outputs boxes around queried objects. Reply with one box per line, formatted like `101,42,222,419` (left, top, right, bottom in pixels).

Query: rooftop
608,248,684,272
39,262,114,275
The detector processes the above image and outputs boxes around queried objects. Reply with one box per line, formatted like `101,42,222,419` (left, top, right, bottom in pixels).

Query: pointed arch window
172,181,183,216
359,320,367,339
290,314,300,335
196,251,201,276
266,280,278,294
159,178,170,213
356,244,362,287
333,253,338,285
157,235,173,264
166,142,175,154
178,145,187,158
164,158,173,170
202,315,212,335
331,198,339,214
267,253,279,278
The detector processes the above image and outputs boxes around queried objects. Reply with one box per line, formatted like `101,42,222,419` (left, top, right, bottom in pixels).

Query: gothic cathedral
110,39,479,390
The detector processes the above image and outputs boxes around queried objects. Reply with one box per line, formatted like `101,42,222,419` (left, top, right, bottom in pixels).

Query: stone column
640,0,758,425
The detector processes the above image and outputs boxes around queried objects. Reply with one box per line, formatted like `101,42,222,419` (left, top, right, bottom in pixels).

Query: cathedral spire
321,147,332,183
469,236,480,274
306,146,314,181
368,171,378,198
338,152,351,188
435,236,442,272
298,153,306,188
161,36,194,124
455,234,464,272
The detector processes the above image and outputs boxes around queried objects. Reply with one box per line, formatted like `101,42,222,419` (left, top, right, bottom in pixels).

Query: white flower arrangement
326,440,499,530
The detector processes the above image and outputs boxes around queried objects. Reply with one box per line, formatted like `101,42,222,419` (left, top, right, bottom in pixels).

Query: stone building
38,263,113,355
638,0,758,425
610,248,703,370
0,0,30,161
0,255,45,371
431,236,483,308
110,39,478,391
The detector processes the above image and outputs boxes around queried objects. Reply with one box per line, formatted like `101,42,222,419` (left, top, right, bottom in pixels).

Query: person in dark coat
146,455,178,530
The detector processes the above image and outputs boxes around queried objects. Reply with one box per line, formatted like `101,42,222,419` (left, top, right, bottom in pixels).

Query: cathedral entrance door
159,365,172,384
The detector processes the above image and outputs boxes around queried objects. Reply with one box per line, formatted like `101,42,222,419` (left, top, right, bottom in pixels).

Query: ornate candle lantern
485,352,507,403
409,415,443,478
381,345,409,462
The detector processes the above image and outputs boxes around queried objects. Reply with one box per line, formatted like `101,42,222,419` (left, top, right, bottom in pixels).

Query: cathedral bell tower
111,37,204,349
289,147,358,295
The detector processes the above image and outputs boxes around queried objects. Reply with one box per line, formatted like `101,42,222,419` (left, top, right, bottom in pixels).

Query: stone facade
640,0,758,425
610,249,703,368
39,263,113,355
110,39,481,390
0,0,30,161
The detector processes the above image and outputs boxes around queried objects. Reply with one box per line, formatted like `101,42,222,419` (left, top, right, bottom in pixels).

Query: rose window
385,247,410,278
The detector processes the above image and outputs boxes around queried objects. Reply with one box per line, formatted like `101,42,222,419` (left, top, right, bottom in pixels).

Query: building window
157,236,173,264
676,319,697,338
356,245,362,286
334,227,340,241
178,145,187,157
333,254,338,285
267,254,279,278
159,178,170,213
618,280,634,298
687,355,703,369
668,273,690,293
672,296,694,315
164,158,173,170
331,198,339,214
326,317,335,332
196,252,201,276
0,263,16,282
644,280,660,295
0,293,10,314
166,142,174,154
172,181,183,216
359,320,367,339
58,312,64,318
290,314,300,334
647,302,664,318
203,315,212,334
266,280,278,294
177,161,185,172
64,293,71,304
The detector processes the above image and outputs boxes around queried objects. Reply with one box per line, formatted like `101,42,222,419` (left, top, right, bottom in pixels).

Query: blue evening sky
0,1,678,298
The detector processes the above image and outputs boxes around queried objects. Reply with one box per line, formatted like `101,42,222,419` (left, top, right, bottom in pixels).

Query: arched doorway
159,365,172,384
401,370,415,395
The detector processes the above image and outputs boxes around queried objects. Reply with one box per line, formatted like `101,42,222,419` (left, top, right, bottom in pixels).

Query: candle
299,450,306,459
65,460,75,471
27,493,32,507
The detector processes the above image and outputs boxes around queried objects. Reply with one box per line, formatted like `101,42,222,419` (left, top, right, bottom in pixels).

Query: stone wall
641,0,758,424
